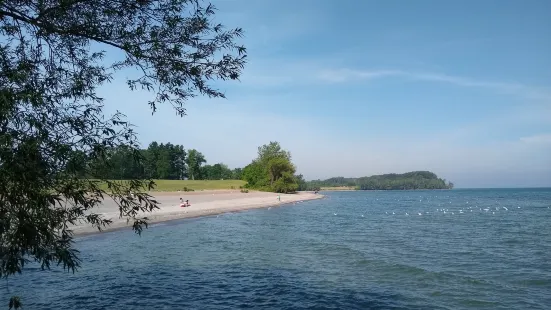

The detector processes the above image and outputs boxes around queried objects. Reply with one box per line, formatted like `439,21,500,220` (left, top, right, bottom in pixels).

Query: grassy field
152,180,246,191
99,179,247,192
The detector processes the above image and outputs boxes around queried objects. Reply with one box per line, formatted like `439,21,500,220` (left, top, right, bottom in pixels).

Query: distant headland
304,171,454,191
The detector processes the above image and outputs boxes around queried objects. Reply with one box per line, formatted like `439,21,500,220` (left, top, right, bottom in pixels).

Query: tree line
306,171,454,190
89,141,242,181
88,141,301,194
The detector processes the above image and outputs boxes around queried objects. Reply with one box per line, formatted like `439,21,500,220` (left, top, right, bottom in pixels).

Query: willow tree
0,0,246,307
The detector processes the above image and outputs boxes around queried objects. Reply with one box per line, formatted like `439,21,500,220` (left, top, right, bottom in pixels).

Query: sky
99,0,551,188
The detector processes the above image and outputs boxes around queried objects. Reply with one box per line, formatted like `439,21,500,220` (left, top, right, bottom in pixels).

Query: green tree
143,142,160,179
232,168,243,180
186,149,206,180
272,171,299,193
243,142,298,193
267,157,295,186
200,164,215,180
242,161,268,188
0,0,246,307
171,145,187,180
218,163,233,180
313,171,453,190
257,141,291,163
201,163,233,180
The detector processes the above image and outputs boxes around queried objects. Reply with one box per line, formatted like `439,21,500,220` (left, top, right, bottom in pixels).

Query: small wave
458,299,500,307
149,223,167,228
514,279,551,287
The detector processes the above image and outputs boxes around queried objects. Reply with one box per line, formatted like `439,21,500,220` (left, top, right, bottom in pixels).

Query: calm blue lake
5,189,551,309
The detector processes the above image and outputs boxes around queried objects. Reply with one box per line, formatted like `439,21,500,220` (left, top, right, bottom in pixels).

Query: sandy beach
72,191,323,235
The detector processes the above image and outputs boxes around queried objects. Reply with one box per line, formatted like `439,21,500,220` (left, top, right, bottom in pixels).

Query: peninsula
305,171,454,191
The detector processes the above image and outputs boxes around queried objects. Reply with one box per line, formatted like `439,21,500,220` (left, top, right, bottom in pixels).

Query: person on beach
277,195,281,202
179,198,190,207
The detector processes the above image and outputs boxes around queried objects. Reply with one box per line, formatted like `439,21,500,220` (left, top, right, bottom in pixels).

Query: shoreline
72,191,323,237
321,188,454,191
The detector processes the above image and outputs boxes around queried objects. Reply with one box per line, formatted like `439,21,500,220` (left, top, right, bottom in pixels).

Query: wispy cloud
317,69,551,101
520,134,551,144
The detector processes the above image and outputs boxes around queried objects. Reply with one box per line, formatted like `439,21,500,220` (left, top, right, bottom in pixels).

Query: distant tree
171,145,187,180
232,168,243,180
0,0,246,307
201,163,233,180
296,174,317,191
219,163,233,180
308,171,453,190
243,161,268,188
272,171,299,193
257,141,291,163
243,142,298,192
267,157,295,186
186,149,206,180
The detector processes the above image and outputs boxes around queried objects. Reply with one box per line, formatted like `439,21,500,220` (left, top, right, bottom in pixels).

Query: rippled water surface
6,189,551,309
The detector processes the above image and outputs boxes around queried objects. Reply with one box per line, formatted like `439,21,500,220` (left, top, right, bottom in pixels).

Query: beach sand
72,191,322,235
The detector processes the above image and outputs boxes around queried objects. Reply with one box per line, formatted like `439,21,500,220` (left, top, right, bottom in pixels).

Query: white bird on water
406,213,409,216
503,207,508,211
361,214,364,217
418,212,422,216
392,212,395,215
334,213,337,216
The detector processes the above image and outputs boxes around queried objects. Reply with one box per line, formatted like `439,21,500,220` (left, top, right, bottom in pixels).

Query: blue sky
99,0,551,188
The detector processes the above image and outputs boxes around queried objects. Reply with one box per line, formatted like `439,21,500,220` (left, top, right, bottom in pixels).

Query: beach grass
98,179,247,192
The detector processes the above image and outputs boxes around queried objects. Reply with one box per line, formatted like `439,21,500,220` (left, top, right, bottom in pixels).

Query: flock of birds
328,195,548,217
382,204,520,216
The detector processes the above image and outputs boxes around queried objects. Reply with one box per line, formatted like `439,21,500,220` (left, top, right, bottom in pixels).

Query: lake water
5,189,551,309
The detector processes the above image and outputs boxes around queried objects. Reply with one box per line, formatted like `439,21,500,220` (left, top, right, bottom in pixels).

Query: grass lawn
98,179,247,192
151,179,246,191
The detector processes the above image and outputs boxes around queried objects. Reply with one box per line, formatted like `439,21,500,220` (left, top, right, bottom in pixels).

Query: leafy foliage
143,142,186,180
0,0,246,306
8,296,20,310
201,163,233,180
91,141,243,181
243,142,299,193
185,149,206,180
306,171,454,190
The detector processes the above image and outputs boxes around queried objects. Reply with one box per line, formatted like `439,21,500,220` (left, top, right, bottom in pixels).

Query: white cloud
317,69,551,101
520,134,551,144
316,69,399,83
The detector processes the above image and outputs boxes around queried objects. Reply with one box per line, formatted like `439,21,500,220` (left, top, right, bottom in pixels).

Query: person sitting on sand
179,198,191,208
